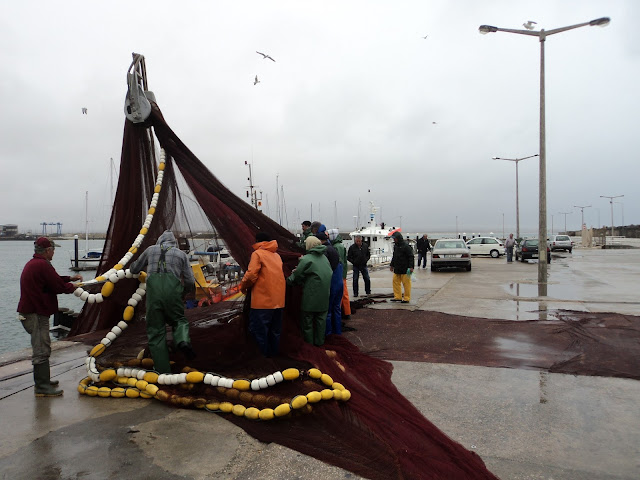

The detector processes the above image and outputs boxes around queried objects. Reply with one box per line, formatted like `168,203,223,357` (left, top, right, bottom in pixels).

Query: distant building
0,224,18,237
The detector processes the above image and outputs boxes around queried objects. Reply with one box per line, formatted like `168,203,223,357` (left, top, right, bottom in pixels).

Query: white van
548,235,573,253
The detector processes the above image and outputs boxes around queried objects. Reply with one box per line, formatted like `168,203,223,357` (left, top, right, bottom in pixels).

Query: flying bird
254,75,260,85
82,107,88,114
523,21,537,30
256,51,276,62
421,35,429,39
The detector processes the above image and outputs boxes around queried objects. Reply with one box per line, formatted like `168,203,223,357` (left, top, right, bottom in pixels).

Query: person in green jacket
287,235,332,346
297,220,313,250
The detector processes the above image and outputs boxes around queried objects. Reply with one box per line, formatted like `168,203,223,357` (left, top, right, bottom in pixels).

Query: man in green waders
130,230,195,373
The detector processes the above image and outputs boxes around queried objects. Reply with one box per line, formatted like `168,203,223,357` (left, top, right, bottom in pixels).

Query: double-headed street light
479,17,610,287
600,194,624,237
573,204,592,230
558,211,572,234
493,154,538,240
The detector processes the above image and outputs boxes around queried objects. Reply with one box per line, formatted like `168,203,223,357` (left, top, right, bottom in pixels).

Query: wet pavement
1,247,639,479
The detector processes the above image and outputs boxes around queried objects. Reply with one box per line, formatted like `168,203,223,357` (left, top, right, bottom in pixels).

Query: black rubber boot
34,362,63,397
177,341,197,361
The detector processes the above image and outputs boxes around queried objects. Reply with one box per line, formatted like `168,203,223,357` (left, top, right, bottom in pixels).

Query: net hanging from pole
68,98,497,480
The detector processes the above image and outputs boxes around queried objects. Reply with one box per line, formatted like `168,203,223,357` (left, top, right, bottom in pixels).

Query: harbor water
0,239,103,356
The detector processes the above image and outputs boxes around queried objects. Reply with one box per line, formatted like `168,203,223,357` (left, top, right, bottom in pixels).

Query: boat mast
85,191,89,252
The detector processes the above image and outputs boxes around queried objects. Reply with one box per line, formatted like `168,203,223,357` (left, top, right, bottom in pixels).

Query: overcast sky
1,1,637,236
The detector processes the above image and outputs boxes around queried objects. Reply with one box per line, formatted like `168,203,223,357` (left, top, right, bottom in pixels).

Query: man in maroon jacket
17,237,82,397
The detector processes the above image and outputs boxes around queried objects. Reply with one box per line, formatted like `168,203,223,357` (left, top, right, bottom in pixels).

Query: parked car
515,239,551,263
431,239,471,271
465,237,505,258
548,234,573,253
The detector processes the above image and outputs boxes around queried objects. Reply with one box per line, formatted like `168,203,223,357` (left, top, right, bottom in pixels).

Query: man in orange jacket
240,232,286,356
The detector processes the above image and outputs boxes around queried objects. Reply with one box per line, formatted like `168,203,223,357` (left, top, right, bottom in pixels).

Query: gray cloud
1,1,637,236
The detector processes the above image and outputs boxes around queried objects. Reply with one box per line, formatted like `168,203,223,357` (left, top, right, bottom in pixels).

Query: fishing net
67,100,498,479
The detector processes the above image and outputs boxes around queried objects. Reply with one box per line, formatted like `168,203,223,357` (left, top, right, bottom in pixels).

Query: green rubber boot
34,362,63,397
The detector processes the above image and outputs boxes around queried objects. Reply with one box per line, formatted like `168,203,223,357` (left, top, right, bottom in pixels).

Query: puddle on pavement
503,282,584,301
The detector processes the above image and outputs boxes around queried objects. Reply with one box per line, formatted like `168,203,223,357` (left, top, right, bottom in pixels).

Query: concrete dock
1,247,639,479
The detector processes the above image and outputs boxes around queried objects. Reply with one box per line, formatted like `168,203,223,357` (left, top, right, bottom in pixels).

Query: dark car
515,239,551,263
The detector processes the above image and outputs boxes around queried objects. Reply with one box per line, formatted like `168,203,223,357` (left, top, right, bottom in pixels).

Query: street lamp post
615,201,624,228
600,195,623,237
492,154,538,240
558,211,572,234
479,17,610,287
573,204,592,230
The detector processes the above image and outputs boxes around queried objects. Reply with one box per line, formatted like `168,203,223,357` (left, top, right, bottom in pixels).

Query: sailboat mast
85,191,89,251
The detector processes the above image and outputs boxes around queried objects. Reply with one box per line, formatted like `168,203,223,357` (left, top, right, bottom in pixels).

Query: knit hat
255,231,271,242
315,232,328,242
327,228,339,241
305,236,322,250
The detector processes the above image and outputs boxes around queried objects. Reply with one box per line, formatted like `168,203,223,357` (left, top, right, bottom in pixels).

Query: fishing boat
349,202,398,263
69,192,104,271
69,247,103,271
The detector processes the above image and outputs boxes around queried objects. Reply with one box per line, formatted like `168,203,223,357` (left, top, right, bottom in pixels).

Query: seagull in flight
523,21,537,30
256,51,276,62
254,75,260,85
81,107,88,114
421,35,429,39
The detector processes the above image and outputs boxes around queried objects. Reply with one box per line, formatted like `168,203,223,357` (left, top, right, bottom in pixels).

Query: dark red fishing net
68,102,498,480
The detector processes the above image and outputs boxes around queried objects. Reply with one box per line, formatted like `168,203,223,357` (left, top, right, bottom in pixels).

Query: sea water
0,239,103,356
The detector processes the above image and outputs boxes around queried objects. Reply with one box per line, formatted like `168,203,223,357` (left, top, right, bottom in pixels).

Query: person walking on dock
416,234,432,269
17,237,83,397
390,231,414,303
505,233,516,263
130,230,196,373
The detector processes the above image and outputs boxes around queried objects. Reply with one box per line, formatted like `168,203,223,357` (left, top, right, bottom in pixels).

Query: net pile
68,102,498,480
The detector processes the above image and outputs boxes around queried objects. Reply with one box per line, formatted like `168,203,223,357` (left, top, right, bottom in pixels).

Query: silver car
431,239,472,272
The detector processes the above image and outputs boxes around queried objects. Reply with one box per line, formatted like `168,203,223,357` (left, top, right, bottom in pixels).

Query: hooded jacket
331,235,348,280
390,233,415,274
240,240,286,309
17,254,76,316
130,230,195,289
286,244,332,312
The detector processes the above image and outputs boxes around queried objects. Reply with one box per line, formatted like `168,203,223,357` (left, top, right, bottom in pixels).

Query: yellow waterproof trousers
392,273,411,301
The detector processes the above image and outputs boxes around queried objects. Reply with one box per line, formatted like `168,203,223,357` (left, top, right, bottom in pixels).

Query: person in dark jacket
287,236,332,346
347,235,371,297
130,230,196,373
389,231,414,303
416,234,432,269
17,237,83,397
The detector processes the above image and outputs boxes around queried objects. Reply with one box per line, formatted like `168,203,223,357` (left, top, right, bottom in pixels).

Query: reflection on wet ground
494,334,561,367
503,282,585,301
